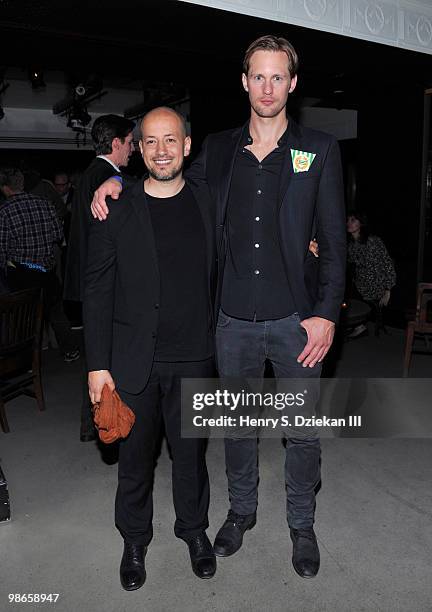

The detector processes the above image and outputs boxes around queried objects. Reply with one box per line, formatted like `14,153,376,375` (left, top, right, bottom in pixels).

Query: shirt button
254,243,260,248
254,269,260,275
258,164,262,170
154,303,159,309
257,189,262,195
255,216,260,221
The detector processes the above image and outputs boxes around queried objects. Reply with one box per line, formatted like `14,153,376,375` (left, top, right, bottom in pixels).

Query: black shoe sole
192,568,216,579
120,578,146,591
213,546,239,558
121,581,145,591
292,561,319,579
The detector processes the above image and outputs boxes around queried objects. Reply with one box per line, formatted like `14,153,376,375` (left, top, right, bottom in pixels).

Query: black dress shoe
120,542,147,591
186,532,216,579
290,528,320,578
213,510,256,557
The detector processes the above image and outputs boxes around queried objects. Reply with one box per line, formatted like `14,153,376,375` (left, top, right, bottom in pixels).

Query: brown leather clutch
92,384,135,443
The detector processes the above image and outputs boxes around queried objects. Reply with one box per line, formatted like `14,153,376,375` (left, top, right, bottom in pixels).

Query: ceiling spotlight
75,84,86,96
29,68,46,89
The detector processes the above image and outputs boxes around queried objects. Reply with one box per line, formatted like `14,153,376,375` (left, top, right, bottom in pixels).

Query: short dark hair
91,114,135,155
0,167,25,191
243,35,299,78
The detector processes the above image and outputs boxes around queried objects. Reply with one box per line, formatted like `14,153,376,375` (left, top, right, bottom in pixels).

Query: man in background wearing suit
64,114,135,441
53,171,74,245
91,35,346,580
84,107,217,590
53,171,75,280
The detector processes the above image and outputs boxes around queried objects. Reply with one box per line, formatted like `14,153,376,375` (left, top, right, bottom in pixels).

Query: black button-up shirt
220,124,295,320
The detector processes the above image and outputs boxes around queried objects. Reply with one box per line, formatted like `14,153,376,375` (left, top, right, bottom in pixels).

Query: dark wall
0,148,145,181
356,80,425,316
0,149,95,181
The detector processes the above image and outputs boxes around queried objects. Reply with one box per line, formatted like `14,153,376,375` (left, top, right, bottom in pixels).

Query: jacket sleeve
312,137,347,323
186,137,209,181
83,215,116,372
371,236,397,291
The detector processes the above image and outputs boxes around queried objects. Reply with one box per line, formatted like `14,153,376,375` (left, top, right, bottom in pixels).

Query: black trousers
7,264,75,354
80,344,94,434
115,358,215,546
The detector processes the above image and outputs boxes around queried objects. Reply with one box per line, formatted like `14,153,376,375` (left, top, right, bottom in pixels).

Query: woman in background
347,211,396,338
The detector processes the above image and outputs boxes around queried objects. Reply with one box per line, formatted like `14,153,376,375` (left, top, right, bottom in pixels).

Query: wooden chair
403,283,432,377
0,288,44,432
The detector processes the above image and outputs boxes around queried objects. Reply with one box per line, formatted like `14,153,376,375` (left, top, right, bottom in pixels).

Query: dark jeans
115,358,215,546
216,310,321,529
7,264,75,354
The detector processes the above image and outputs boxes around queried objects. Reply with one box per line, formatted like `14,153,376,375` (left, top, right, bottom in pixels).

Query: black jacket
64,157,119,302
187,118,347,323
83,178,216,394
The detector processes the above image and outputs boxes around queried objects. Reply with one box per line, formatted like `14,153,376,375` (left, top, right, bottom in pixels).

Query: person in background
0,167,79,361
54,171,74,237
64,114,135,442
23,168,67,221
54,171,74,204
53,171,75,280
347,211,396,338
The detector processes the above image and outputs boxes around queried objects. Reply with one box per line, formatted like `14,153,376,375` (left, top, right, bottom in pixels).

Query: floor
1,324,432,612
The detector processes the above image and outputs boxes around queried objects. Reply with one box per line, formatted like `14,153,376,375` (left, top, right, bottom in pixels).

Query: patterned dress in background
348,235,396,301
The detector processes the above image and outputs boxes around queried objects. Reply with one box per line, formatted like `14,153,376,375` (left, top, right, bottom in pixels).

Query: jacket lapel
129,179,159,273
218,125,245,224
187,180,215,283
278,117,302,207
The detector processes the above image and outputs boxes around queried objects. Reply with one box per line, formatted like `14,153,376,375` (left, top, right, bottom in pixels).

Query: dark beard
147,164,183,182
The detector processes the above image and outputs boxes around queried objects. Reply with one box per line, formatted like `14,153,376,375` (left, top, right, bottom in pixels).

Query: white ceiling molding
179,0,432,55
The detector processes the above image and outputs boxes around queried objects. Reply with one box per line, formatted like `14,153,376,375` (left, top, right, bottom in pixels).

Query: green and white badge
291,149,316,173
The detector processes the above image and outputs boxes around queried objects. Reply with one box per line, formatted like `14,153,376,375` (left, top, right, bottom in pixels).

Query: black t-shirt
147,184,213,361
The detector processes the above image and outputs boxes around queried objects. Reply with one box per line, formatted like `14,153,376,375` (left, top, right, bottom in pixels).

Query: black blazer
64,157,120,302
83,178,216,394
187,117,347,323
